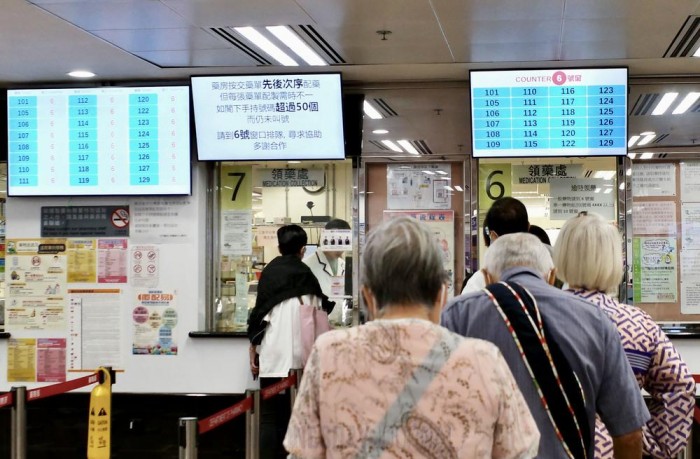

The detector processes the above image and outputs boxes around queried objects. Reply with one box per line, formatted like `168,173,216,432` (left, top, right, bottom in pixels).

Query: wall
0,163,255,394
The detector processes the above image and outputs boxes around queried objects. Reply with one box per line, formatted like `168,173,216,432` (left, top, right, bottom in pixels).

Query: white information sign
512,164,582,184
681,202,700,247
681,250,700,314
632,201,677,235
191,73,344,161
632,163,676,197
386,164,452,210
550,178,615,220
221,210,253,256
257,168,324,188
131,197,194,244
681,161,700,202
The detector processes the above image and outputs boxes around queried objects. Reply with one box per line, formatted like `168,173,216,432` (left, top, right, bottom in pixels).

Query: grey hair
362,217,447,310
484,232,554,280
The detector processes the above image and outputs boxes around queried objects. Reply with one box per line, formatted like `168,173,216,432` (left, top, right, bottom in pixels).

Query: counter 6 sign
478,164,512,213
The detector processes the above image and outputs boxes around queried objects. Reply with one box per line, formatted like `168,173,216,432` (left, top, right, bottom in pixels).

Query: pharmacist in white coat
304,219,350,311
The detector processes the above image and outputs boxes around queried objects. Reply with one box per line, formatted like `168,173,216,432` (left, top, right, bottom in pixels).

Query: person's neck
376,304,434,322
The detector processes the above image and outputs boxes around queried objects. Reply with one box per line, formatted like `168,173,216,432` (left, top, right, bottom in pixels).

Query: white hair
484,232,554,281
553,212,623,293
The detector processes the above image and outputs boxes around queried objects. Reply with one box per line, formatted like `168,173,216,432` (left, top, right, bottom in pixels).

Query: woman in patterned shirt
284,217,540,458
553,211,695,459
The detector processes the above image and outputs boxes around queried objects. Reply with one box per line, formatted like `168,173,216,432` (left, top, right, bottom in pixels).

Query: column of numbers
8,96,38,187
69,95,98,186
129,94,159,186
472,88,511,149
512,87,549,149
587,85,626,148
549,86,586,149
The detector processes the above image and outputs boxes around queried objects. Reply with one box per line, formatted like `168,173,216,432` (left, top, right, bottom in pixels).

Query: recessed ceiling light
397,140,419,155
604,188,613,194
627,135,640,148
435,170,448,175
422,170,436,175
363,101,383,119
234,26,298,66
672,92,700,114
651,93,678,115
287,160,301,164
381,140,402,153
628,153,637,159
444,185,454,191
694,47,700,57
67,70,95,78
266,26,327,66
637,133,657,146
372,129,389,134
626,168,632,176
454,185,464,192
619,182,626,190
593,170,616,180
640,152,654,160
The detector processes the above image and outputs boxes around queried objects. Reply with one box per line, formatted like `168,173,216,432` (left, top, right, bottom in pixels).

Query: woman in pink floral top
554,212,695,459
284,217,540,458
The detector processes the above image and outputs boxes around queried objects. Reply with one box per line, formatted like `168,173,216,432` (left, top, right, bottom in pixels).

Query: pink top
570,289,695,458
284,318,540,459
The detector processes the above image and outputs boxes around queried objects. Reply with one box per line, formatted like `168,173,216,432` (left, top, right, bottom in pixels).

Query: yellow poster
478,163,512,213
8,338,37,382
67,239,97,283
220,165,253,211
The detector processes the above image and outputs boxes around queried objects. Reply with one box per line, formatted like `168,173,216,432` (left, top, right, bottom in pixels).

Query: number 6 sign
478,163,512,213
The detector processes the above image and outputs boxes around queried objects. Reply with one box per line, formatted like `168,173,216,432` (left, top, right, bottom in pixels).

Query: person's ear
362,286,378,321
489,230,499,242
547,268,557,286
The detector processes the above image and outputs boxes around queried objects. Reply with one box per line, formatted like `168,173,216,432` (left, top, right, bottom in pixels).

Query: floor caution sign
88,367,112,459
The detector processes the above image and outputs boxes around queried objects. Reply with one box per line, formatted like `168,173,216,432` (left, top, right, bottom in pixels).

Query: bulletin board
630,160,700,322
0,164,255,394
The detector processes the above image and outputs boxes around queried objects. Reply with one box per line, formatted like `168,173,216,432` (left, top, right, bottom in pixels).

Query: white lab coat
303,250,345,299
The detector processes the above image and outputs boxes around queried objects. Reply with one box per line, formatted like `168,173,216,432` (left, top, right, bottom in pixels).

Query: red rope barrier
261,373,297,401
198,372,299,434
198,396,253,435
0,392,13,409
26,372,100,402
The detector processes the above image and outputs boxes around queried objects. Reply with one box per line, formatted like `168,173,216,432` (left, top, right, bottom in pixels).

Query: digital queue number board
470,68,628,158
7,86,191,196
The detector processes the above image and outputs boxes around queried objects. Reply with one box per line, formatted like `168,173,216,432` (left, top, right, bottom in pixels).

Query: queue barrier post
178,417,199,459
289,369,302,411
245,389,260,459
10,386,27,459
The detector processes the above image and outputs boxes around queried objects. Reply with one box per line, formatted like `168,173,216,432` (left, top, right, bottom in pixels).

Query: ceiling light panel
381,140,402,152
266,26,327,65
233,26,298,66
363,101,383,119
651,92,678,115
397,140,419,155
672,92,700,114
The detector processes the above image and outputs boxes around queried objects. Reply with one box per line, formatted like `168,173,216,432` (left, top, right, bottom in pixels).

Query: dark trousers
259,377,292,459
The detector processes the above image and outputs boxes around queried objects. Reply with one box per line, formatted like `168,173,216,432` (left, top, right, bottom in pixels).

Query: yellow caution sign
87,368,112,459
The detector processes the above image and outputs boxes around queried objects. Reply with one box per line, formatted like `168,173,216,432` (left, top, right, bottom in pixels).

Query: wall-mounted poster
383,210,455,296
550,178,615,220
632,163,676,197
386,164,452,210
633,237,678,303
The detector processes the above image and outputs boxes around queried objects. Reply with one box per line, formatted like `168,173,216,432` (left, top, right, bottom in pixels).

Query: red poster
37,338,66,382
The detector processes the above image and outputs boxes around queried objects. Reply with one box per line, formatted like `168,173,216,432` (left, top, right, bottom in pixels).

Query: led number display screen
470,68,628,158
192,73,345,161
7,86,191,196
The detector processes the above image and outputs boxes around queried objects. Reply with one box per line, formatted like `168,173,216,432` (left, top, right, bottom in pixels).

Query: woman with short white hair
554,211,695,459
284,216,540,458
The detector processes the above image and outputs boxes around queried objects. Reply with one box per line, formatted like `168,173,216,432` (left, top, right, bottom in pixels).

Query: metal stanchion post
289,369,302,411
178,417,198,459
11,386,27,459
245,390,260,459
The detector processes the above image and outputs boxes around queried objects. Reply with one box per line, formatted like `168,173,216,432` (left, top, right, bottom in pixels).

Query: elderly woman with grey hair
554,211,695,459
284,216,539,458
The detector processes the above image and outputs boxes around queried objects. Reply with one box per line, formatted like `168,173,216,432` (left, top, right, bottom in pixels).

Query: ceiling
3,0,700,158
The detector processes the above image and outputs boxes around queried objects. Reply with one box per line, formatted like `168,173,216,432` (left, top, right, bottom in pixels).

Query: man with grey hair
442,232,649,459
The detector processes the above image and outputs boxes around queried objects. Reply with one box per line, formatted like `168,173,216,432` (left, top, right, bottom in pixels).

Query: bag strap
354,330,461,459
485,281,590,459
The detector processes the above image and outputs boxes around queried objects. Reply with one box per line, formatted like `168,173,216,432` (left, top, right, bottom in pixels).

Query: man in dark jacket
247,224,333,459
